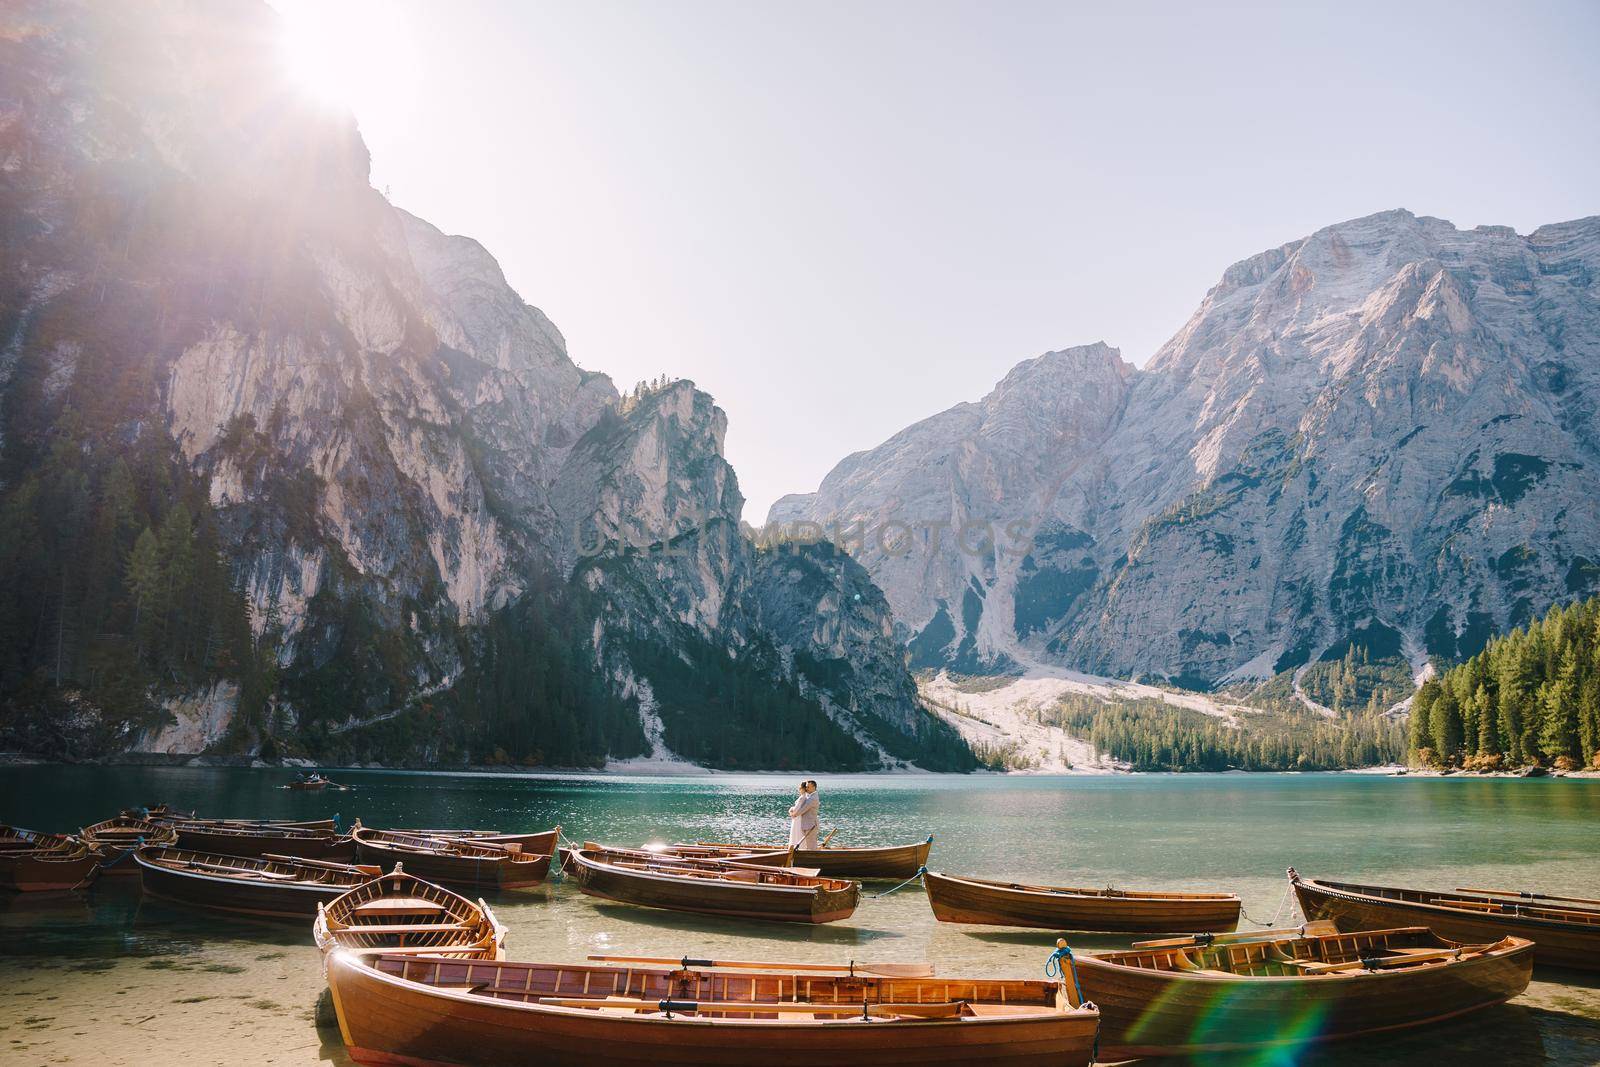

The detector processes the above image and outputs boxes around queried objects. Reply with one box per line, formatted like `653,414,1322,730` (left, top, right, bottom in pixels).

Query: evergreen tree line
295,576,651,769
622,634,880,771
0,412,260,754
1048,693,1405,772
1410,594,1600,770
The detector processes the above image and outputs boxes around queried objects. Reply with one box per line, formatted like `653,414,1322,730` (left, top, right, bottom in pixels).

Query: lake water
1,766,1598,1064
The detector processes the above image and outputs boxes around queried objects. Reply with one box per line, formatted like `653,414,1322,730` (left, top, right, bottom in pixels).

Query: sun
274,0,412,114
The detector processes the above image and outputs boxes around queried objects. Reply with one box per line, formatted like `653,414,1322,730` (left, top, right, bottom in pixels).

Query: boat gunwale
569,848,854,895
1296,875,1600,933
334,951,1097,1030
133,848,377,891
925,869,1241,903
1082,926,1534,983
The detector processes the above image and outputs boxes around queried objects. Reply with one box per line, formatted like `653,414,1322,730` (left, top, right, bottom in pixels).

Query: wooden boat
124,803,196,822
580,841,797,868
1290,868,1600,971
154,815,340,831
566,846,859,924
924,869,1241,933
322,951,1101,1067
0,826,101,891
286,773,352,791
135,847,381,919
1068,922,1534,1058
697,835,932,879
352,826,552,890
314,868,506,960
80,816,179,876
169,821,357,861
396,827,560,855
664,843,796,865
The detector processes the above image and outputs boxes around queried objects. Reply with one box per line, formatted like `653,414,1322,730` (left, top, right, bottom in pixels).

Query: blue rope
1046,943,1099,1064
871,865,926,898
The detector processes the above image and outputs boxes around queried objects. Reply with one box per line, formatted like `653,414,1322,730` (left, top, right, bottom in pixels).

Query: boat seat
352,899,449,917
333,922,478,936
966,1004,1056,1017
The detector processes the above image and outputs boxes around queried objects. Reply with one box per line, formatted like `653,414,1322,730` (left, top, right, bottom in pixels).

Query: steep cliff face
771,343,1134,672
777,211,1600,690
0,0,959,768
562,382,973,769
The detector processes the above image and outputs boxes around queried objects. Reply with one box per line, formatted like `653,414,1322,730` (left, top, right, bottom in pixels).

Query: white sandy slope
920,661,1262,773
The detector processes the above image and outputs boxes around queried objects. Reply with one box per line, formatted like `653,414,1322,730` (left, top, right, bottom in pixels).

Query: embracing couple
787,779,820,849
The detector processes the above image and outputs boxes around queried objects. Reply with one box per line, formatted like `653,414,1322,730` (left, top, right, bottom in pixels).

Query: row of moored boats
5,807,1595,1064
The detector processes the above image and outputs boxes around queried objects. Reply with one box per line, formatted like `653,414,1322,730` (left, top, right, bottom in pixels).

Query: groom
788,780,820,850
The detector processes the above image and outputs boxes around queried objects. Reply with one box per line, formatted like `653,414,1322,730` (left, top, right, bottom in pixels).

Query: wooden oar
537,997,964,1018
819,828,838,849
1133,920,1339,949
587,953,935,978
262,853,378,875
1295,945,1495,974
1457,887,1600,908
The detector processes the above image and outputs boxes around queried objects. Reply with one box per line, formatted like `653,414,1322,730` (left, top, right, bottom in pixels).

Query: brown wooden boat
322,951,1101,1067
1291,868,1600,971
395,827,560,855
698,835,932,879
80,816,179,876
314,868,506,960
924,869,1241,933
662,843,797,865
169,821,357,861
566,846,858,924
0,826,101,891
143,812,340,831
135,847,381,919
352,826,552,890
1067,922,1534,1058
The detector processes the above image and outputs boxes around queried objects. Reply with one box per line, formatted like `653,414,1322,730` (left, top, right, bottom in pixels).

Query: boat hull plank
326,954,1098,1067
924,870,1241,933
353,828,553,891
172,825,357,861
702,839,931,879
135,848,374,920
1292,875,1600,971
568,849,859,924
1074,927,1534,1058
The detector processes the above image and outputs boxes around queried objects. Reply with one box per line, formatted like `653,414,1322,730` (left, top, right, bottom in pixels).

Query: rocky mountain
775,210,1600,695
0,0,969,770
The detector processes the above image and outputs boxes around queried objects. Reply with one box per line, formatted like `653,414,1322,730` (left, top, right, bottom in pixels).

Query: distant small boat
0,826,100,891
1070,922,1533,1058
314,868,506,960
352,826,553,891
923,869,1242,933
696,835,933,879
80,816,178,876
285,772,351,791
1291,868,1600,971
566,846,859,924
135,847,381,919
168,821,356,861
322,951,1101,1067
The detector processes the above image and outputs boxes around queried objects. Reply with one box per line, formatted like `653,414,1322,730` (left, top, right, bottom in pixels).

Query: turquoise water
1,767,1598,1064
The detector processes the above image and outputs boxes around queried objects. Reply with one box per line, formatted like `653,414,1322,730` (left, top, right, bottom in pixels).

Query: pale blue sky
274,0,1599,519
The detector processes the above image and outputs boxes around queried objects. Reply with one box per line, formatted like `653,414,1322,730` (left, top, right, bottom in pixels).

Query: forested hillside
1410,594,1600,770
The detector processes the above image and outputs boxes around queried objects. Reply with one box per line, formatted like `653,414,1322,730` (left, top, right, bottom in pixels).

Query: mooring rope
1045,942,1099,1065
870,865,926,898
1238,879,1296,928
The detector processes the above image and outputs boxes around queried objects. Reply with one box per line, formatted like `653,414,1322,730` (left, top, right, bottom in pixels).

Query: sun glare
275,0,413,115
